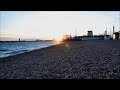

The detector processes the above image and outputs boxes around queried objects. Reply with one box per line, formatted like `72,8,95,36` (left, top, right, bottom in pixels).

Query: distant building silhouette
62,28,113,42
112,25,120,40
62,34,72,41
113,31,120,40
87,31,93,36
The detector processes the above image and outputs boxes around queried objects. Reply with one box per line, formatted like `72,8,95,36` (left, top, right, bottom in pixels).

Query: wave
6,50,29,55
0,49,11,51
0,41,60,58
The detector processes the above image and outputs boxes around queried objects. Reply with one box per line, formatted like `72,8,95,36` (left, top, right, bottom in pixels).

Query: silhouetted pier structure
19,39,20,42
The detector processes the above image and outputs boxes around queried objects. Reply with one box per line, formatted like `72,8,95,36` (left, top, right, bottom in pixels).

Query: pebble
0,40,120,79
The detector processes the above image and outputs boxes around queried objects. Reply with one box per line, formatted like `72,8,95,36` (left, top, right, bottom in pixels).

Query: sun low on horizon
0,11,119,41
53,35,63,42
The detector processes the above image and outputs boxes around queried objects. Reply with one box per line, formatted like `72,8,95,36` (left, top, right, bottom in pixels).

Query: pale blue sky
0,11,119,41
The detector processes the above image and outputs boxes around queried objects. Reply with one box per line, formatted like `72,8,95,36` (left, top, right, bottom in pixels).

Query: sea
0,41,61,58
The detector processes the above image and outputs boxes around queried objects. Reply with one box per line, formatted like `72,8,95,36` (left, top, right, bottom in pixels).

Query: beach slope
0,40,120,79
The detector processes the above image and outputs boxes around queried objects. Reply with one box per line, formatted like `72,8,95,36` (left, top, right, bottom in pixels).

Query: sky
0,11,120,41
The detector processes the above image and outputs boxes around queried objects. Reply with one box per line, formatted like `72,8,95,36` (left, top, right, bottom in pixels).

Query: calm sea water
0,41,61,58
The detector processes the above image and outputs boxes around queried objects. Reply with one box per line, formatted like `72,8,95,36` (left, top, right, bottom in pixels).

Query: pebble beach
0,40,120,79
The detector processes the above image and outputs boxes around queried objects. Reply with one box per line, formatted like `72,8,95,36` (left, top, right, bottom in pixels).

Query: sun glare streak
53,35,63,42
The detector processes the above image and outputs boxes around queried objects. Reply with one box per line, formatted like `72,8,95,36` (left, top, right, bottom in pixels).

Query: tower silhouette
113,25,115,34
105,27,107,35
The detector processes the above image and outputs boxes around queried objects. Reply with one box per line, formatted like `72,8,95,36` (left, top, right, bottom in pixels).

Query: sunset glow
0,11,119,41
53,36,63,42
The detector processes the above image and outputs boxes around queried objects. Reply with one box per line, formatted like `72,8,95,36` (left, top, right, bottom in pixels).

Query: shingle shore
0,40,120,79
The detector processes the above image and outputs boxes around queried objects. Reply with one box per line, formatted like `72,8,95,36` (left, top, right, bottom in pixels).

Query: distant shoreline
0,40,54,42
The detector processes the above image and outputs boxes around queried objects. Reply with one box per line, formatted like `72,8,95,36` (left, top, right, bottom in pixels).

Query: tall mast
106,27,107,35
75,27,77,36
110,28,112,36
113,25,115,34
